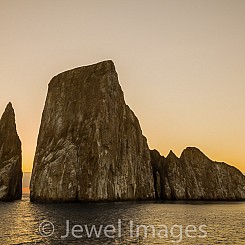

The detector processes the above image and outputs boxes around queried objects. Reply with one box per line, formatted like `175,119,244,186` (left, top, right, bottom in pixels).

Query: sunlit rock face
151,147,245,200
30,60,155,202
0,103,22,201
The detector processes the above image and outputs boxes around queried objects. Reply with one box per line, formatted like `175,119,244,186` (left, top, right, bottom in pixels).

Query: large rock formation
0,103,22,200
151,147,245,200
30,60,155,202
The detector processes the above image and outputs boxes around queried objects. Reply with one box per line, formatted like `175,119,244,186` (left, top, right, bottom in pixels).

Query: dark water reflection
0,195,244,244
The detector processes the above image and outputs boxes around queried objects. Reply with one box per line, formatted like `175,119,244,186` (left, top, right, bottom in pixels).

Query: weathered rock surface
0,103,22,200
30,60,155,202
151,147,245,200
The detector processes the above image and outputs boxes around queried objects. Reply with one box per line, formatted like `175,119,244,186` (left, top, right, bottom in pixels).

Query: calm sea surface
0,195,245,244
0,193,244,245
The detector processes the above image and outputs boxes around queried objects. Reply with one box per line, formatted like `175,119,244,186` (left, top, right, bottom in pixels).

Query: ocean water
0,193,244,245
0,173,245,244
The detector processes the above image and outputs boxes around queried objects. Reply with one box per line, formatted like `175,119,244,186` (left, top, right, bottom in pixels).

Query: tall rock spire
0,102,22,200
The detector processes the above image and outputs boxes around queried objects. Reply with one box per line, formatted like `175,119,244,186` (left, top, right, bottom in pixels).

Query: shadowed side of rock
150,147,245,200
30,60,155,202
150,150,165,199
0,103,22,201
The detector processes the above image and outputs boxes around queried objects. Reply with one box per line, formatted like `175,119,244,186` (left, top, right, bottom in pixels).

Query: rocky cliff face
0,103,22,200
30,60,155,202
151,147,245,200
150,150,165,199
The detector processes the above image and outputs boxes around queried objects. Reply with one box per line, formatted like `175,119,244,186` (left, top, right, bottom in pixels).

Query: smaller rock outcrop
150,150,165,199
0,103,22,200
151,147,245,200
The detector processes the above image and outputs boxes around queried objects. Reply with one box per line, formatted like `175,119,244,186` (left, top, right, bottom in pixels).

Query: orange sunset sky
0,0,245,173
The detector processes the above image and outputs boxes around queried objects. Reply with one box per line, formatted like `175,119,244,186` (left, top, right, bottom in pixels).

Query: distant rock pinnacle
0,103,22,200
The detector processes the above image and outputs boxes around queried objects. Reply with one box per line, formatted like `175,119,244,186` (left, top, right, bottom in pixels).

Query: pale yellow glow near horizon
0,0,245,173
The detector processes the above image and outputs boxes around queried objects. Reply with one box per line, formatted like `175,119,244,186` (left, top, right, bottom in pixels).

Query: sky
0,0,245,173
